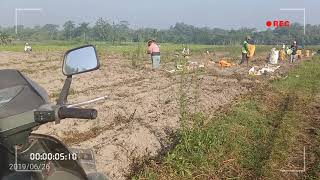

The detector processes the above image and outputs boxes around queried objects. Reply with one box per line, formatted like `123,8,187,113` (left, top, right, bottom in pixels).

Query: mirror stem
56,76,72,124
57,76,72,105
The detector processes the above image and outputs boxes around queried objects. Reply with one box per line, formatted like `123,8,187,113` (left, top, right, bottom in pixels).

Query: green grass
135,57,320,179
0,40,276,58
0,41,212,53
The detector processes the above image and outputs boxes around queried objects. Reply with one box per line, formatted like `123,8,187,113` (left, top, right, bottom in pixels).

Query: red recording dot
266,21,272,27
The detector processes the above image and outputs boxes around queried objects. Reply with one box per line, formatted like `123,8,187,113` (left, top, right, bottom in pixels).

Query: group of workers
146,37,301,71
240,36,301,66
23,38,301,71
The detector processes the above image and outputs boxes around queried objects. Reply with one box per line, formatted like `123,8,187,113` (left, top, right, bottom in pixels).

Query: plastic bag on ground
269,48,279,64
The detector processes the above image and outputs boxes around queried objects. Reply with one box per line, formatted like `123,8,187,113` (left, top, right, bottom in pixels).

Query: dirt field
0,50,294,179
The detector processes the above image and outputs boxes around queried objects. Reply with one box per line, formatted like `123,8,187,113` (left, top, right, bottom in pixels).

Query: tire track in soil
257,93,292,178
305,94,320,178
256,91,320,179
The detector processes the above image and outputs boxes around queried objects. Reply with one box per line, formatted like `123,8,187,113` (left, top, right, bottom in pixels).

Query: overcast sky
0,0,318,30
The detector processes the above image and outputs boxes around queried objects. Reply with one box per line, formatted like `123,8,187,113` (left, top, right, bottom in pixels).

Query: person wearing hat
239,36,254,66
147,39,161,69
290,41,298,63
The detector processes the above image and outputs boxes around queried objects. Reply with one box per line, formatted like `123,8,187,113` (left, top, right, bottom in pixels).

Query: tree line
0,18,320,45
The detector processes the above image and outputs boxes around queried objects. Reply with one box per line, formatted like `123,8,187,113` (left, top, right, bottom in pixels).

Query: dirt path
0,51,294,179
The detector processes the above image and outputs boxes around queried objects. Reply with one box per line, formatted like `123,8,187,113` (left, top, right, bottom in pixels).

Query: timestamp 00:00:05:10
29,152,78,161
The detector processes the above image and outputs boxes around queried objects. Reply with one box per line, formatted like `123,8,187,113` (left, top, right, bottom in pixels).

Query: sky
0,0,318,30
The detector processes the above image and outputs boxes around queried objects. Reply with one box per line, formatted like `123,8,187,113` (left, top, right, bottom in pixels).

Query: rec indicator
266,20,290,28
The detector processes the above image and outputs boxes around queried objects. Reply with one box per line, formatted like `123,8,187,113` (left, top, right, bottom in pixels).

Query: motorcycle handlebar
58,107,98,120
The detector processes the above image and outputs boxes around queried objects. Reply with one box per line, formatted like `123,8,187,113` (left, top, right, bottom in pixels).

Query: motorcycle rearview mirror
62,45,100,76
56,45,100,124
